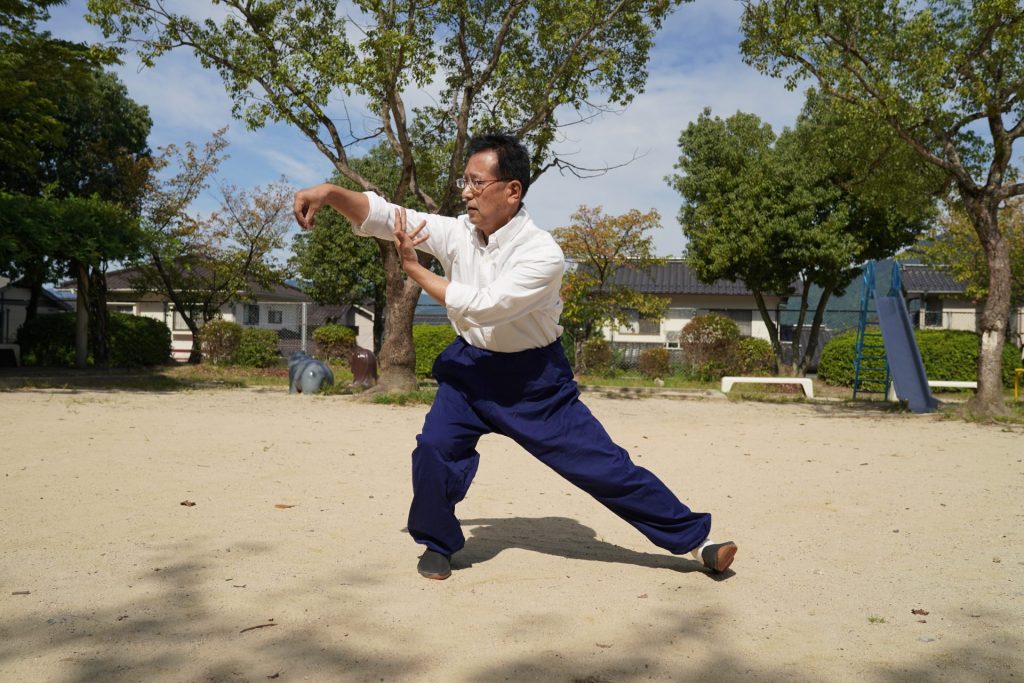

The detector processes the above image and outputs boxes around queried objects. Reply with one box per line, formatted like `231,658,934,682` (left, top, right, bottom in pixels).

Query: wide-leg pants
407,337,712,558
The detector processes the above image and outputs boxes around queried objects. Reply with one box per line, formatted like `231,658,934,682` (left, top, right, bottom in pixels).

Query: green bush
197,319,242,365
233,327,279,367
679,313,741,381
735,337,775,375
413,324,457,377
313,323,357,361
581,337,613,375
17,311,170,367
108,312,171,367
16,312,76,366
818,328,1020,387
638,347,670,379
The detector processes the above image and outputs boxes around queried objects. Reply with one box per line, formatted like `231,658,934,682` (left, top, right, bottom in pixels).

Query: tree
552,205,666,372
741,0,1024,413
2,2,152,367
912,199,1024,338
132,131,291,363
669,98,934,375
87,0,691,391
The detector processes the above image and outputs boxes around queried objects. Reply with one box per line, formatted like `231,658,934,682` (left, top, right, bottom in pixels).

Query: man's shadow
453,516,727,578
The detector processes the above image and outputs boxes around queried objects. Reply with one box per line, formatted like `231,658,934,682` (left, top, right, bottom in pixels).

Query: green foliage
198,319,243,365
670,95,935,375
819,329,1021,388
735,337,775,376
581,338,614,376
16,310,169,367
313,323,356,361
107,312,170,367
638,346,670,379
413,324,457,377
232,327,279,368
16,312,76,366
679,313,741,381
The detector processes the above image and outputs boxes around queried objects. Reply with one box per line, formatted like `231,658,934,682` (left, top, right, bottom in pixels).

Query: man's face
461,150,521,236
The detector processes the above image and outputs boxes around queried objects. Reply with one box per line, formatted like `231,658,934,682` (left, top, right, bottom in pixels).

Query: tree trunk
374,243,421,392
796,286,832,376
88,265,111,367
962,194,1010,416
74,259,89,369
752,290,785,375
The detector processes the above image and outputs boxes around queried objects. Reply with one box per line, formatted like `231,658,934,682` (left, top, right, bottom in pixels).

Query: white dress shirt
356,192,565,352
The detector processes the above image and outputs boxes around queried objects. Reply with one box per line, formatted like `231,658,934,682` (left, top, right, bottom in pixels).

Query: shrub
313,323,357,361
679,313,741,381
413,324,457,377
581,337,613,375
233,327,279,367
735,337,775,375
818,328,1020,387
108,312,171,367
638,347,670,379
17,312,76,366
17,311,170,367
198,319,242,365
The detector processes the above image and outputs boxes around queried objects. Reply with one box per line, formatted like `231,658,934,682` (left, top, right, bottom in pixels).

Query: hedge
233,327,280,367
679,313,742,381
313,323,357,361
413,324,457,377
16,311,170,367
818,328,1020,388
197,319,243,365
735,337,775,375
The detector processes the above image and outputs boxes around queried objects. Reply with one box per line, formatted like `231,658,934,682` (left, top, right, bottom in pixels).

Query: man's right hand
293,184,337,230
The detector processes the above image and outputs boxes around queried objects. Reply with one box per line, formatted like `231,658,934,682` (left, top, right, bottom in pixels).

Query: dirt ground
1,387,1021,682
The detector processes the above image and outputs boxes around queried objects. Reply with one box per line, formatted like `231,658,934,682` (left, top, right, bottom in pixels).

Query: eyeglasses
456,177,507,193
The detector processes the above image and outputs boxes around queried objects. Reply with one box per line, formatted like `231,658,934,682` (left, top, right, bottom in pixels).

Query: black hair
465,133,531,198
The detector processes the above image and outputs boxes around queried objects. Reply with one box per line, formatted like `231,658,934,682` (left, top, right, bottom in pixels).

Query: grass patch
575,373,715,390
867,615,887,624
370,388,437,406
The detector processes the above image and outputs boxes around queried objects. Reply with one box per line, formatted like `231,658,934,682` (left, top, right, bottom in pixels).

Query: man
293,133,736,580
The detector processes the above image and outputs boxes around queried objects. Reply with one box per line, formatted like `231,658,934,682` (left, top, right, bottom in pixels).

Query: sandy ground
1,387,1022,683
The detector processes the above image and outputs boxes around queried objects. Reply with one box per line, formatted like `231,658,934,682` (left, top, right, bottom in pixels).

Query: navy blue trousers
407,337,712,558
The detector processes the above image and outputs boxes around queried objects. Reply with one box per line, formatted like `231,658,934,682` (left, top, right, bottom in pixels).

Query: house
597,260,786,348
0,277,73,365
58,267,375,362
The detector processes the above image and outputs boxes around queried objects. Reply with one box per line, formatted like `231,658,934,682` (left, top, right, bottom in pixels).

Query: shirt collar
481,206,529,250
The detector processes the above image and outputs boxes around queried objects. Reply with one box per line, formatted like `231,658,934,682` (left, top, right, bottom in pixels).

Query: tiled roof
604,260,755,295
901,264,966,295
79,266,314,303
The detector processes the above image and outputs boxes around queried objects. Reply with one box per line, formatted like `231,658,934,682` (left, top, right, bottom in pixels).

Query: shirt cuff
353,191,392,239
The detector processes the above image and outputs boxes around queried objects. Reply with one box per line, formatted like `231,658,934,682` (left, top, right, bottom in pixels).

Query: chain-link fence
234,301,374,359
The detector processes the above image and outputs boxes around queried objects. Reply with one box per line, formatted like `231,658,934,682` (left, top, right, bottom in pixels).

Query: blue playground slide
876,296,939,413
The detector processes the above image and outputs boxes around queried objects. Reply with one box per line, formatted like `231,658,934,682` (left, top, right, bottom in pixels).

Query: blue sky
45,0,807,257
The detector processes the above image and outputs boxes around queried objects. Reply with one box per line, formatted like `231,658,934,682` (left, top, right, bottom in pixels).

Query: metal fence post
301,302,308,353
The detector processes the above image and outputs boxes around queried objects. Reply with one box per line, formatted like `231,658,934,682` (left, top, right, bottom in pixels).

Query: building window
619,310,661,336
107,304,134,315
172,307,203,331
706,309,752,336
267,307,283,325
245,304,260,325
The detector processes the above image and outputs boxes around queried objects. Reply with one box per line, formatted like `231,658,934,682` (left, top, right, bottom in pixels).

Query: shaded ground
1,389,1021,682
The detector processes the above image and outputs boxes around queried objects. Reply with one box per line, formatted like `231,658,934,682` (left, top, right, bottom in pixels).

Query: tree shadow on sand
454,515,731,578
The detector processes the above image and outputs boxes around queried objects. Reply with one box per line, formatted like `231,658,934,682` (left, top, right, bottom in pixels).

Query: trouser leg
407,382,489,557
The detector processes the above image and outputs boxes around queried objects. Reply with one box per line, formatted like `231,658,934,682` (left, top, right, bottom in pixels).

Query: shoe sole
711,543,737,573
418,569,451,580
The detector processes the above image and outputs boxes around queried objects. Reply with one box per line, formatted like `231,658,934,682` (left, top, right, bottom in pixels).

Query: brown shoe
417,550,451,580
700,541,737,573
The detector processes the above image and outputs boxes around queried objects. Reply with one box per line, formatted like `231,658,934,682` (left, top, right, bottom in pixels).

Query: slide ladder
852,262,890,398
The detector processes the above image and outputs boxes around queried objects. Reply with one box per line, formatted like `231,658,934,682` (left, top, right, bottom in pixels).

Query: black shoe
417,550,451,580
700,541,737,573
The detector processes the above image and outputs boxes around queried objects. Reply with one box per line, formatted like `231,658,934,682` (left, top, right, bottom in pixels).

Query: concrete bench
927,380,977,390
721,376,814,398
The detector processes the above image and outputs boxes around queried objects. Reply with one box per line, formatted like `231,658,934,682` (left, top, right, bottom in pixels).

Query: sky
45,0,808,258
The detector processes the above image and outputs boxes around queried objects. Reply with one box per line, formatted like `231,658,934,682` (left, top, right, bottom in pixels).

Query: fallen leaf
917,619,927,623
274,504,296,509
637,594,648,599
267,674,280,679
180,500,196,507
240,623,278,634
11,591,30,596
595,643,612,648
911,609,929,616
